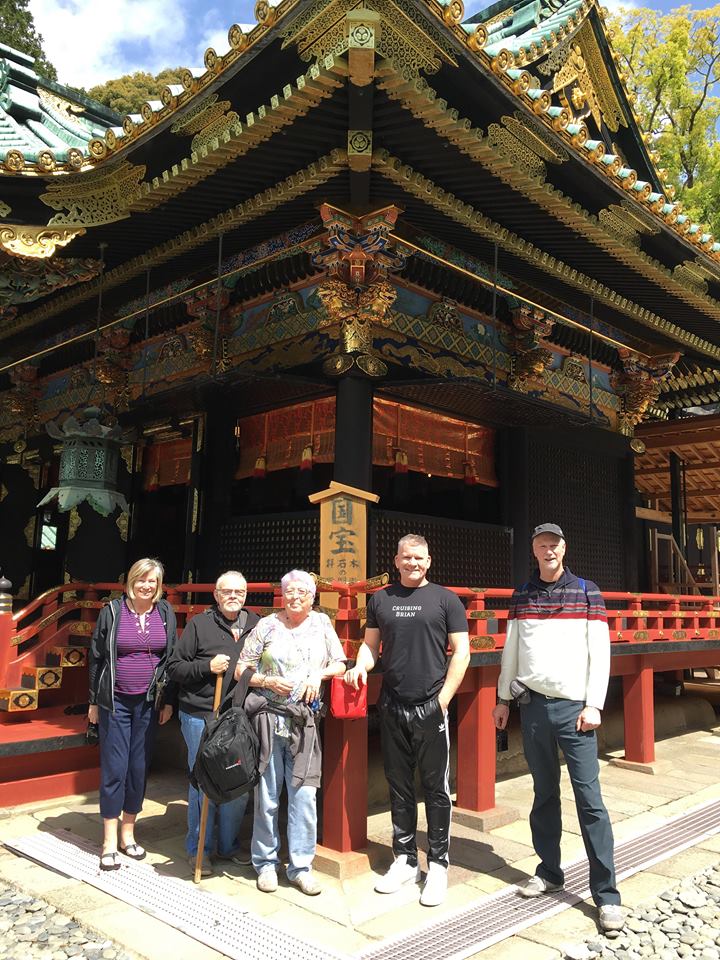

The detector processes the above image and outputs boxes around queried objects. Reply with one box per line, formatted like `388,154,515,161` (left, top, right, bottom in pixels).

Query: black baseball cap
532,523,565,540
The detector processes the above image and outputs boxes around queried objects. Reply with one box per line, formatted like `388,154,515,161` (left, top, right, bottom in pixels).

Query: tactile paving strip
357,797,720,960
4,831,347,960
6,797,720,960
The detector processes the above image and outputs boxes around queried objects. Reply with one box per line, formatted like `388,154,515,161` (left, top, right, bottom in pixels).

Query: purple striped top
115,601,167,696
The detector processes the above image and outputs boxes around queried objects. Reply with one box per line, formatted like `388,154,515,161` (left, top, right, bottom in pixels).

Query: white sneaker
420,862,448,907
518,874,564,897
598,904,624,932
374,855,421,894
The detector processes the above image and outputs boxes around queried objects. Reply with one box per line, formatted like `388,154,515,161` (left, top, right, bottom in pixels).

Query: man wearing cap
492,524,624,934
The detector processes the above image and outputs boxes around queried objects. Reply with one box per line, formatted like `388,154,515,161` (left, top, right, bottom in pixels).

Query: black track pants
378,692,451,867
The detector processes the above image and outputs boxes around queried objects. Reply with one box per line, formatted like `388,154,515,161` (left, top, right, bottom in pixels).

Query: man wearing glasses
492,524,624,934
167,570,259,876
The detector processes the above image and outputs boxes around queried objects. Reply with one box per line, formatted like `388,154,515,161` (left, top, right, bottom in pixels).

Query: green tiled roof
0,43,118,167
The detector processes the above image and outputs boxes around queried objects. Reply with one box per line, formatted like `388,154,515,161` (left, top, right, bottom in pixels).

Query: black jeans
520,692,620,906
378,690,451,868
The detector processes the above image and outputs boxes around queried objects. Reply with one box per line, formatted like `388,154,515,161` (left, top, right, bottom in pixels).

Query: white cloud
30,0,190,88
599,0,640,13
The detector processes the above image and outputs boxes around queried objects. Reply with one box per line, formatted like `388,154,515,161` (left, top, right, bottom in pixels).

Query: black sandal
119,842,146,860
100,851,121,871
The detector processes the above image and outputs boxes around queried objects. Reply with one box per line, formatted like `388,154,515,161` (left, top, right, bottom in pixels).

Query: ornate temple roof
0,44,119,170
2,0,720,436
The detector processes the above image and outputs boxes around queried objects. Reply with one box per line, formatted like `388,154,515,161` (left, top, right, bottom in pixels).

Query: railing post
621,655,655,766
456,665,500,811
321,588,368,854
456,593,498,812
0,573,13,688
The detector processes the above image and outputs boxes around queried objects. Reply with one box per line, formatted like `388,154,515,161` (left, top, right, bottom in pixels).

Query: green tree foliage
0,0,57,81
609,4,720,236
87,68,186,116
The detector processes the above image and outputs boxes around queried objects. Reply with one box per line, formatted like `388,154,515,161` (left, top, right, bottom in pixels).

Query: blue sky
28,0,720,90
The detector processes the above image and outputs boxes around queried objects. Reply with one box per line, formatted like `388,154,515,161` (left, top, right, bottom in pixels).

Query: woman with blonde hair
88,558,177,870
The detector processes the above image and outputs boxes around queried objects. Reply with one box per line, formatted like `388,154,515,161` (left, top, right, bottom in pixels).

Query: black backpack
191,667,260,804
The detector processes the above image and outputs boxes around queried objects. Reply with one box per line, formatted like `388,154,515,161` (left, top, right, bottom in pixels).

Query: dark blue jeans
520,693,620,906
98,692,157,819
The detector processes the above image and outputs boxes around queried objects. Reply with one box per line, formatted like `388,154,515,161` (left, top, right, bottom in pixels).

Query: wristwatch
497,698,511,706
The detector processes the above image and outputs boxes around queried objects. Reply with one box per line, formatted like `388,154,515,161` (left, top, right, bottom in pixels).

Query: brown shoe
188,853,212,877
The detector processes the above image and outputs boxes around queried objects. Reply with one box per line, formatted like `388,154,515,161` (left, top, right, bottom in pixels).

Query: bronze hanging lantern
37,404,133,517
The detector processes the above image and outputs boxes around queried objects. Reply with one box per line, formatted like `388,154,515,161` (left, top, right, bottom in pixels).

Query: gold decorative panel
170,94,240,152
40,161,146,226
552,22,626,132
282,0,458,80
348,129,373,171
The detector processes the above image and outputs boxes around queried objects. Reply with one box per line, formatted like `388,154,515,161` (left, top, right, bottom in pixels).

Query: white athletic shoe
420,862,448,907
518,875,564,898
374,855,421,894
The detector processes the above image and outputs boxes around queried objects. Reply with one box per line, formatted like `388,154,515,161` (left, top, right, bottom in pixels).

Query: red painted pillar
622,655,655,763
0,573,14,688
321,589,368,852
456,665,499,811
456,594,499,811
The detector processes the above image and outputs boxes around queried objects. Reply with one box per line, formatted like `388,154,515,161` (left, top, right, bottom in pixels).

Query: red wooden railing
2,580,720,853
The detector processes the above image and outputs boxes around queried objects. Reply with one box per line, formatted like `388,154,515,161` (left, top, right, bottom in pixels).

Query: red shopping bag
330,676,368,719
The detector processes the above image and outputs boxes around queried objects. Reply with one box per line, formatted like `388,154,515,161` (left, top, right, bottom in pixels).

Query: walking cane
194,671,224,883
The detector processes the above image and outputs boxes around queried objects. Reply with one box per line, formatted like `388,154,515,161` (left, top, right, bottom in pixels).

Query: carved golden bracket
345,8,381,86
506,305,555,393
612,349,680,435
40,161,146,227
0,225,85,259
317,276,396,377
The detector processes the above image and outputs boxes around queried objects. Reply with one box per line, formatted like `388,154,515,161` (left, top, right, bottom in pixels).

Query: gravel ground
0,883,138,960
565,863,720,960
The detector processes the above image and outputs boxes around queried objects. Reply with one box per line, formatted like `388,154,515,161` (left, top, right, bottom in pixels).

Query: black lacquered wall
527,437,627,591
219,511,320,583
369,510,513,587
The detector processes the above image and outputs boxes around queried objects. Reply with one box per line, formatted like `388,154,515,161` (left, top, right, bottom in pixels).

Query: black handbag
153,674,169,711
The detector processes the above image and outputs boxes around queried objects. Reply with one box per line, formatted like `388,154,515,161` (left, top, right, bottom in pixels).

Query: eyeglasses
283,589,310,598
217,589,246,597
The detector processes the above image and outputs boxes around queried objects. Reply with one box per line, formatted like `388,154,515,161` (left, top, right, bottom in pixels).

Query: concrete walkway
1,725,720,960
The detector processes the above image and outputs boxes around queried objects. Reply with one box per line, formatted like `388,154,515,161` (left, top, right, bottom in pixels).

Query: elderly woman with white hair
88,558,177,870
237,569,346,896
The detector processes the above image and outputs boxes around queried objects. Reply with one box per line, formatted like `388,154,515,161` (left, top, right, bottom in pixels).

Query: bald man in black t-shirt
345,534,469,907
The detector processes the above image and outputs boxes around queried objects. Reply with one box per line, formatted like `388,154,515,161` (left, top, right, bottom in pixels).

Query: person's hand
577,706,601,732
234,662,246,681
300,672,323,704
159,704,173,725
438,694,450,714
210,654,230,674
87,704,99,725
492,703,509,730
344,665,367,690
264,675,294,696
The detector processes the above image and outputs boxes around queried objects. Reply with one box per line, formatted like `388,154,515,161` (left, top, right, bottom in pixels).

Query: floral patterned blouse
239,610,346,736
